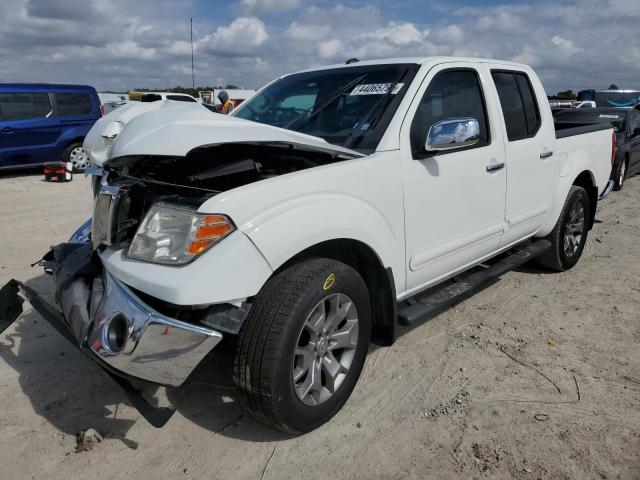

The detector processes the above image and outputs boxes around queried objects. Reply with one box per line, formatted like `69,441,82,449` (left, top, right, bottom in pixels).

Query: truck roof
292,56,530,75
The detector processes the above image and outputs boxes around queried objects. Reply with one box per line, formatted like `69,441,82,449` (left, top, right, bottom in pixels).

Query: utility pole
190,17,195,90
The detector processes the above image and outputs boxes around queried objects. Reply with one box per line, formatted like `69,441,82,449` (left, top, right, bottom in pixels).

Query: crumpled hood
85,100,190,167
107,103,364,164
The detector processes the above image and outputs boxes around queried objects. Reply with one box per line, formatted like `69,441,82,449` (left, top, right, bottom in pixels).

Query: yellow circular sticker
323,273,336,290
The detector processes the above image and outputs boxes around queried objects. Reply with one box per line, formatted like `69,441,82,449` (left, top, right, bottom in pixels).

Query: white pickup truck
1,57,615,433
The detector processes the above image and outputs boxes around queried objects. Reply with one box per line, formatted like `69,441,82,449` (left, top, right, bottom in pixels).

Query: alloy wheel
69,146,90,170
292,293,359,406
563,198,585,258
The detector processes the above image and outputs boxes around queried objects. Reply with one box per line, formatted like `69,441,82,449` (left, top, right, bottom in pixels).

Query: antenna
190,17,195,90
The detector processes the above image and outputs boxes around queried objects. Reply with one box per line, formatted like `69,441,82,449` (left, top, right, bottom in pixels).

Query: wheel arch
539,167,598,237
571,170,598,230
63,136,86,150
274,238,398,346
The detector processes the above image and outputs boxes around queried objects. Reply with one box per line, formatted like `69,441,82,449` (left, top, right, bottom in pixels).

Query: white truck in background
2,57,615,434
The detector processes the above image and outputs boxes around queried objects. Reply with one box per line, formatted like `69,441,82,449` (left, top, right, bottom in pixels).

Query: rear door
489,69,558,246
0,90,60,168
400,63,507,292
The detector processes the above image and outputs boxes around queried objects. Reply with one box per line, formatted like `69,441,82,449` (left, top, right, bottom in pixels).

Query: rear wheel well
275,239,397,346
572,171,598,230
64,137,85,149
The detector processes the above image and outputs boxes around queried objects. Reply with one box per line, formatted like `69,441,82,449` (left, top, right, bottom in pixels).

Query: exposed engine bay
100,142,350,249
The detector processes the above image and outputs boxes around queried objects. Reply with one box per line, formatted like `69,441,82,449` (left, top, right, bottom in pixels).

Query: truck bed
554,121,613,139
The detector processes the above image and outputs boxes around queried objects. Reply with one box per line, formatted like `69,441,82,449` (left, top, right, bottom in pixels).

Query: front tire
233,258,371,434
537,185,590,271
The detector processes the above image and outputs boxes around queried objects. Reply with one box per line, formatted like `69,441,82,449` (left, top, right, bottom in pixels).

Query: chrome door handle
486,162,505,172
540,151,553,159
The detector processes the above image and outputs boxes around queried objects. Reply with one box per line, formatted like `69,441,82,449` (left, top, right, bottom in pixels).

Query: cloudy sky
1,0,638,95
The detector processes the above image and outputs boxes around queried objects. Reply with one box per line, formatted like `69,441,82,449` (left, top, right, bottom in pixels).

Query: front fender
100,231,273,306
239,192,404,294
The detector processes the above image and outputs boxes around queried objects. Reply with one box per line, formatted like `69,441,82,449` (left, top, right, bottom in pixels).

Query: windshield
234,63,420,152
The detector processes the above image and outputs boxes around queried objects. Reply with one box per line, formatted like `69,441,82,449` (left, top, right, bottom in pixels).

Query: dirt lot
0,171,639,480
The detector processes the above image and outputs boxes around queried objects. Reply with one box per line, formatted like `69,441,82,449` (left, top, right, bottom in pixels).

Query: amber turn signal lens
194,223,233,239
186,240,213,255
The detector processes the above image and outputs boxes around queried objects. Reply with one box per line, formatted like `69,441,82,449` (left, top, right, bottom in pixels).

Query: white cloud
317,39,344,60
199,17,268,56
236,0,300,14
551,35,580,55
107,41,156,60
360,22,427,45
286,21,331,41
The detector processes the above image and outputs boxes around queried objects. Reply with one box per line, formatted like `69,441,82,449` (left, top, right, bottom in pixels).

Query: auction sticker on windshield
350,83,404,95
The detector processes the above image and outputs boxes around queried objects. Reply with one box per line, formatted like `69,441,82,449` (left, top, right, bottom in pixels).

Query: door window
55,93,93,116
0,93,52,121
492,71,541,141
410,69,490,158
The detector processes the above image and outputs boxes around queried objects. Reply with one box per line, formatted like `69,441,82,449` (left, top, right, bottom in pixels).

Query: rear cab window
491,70,541,141
0,92,52,122
55,92,94,116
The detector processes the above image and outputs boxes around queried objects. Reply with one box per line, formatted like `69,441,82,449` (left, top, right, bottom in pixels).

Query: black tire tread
537,185,588,271
612,157,627,191
233,258,342,432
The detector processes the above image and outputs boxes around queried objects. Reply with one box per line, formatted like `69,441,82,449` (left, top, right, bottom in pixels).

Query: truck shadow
0,273,293,445
0,166,42,179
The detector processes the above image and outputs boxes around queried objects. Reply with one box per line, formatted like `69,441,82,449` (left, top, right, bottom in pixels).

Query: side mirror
425,117,480,152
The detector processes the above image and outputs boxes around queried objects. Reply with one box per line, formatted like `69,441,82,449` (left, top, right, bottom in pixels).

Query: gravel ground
0,171,639,479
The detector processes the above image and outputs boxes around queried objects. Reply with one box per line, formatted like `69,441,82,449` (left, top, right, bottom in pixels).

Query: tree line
548,84,620,100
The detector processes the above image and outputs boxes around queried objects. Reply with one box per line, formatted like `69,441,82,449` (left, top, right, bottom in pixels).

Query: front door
400,64,507,293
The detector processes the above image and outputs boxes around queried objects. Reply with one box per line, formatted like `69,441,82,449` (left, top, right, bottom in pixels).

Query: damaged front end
0,134,360,427
0,241,224,427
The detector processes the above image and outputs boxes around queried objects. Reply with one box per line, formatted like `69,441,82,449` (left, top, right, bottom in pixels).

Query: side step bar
398,240,552,326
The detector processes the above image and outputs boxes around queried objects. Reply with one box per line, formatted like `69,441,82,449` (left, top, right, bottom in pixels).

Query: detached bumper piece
0,243,224,428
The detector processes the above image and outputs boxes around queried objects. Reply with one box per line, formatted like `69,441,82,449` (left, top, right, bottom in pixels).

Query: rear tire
612,157,627,191
233,258,371,434
537,185,591,272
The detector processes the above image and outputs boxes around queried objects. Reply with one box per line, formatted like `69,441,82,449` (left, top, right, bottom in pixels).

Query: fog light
103,313,128,354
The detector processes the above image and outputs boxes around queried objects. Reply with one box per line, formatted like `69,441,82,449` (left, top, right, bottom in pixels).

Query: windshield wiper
343,68,410,149
284,74,368,130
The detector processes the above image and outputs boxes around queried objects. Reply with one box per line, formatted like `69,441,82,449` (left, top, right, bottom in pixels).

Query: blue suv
0,84,101,171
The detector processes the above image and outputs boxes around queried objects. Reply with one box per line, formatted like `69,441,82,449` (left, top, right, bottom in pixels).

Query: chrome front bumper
85,271,223,386
1,241,224,427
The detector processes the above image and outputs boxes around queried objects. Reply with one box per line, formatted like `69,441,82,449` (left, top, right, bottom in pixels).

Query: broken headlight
127,203,235,265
